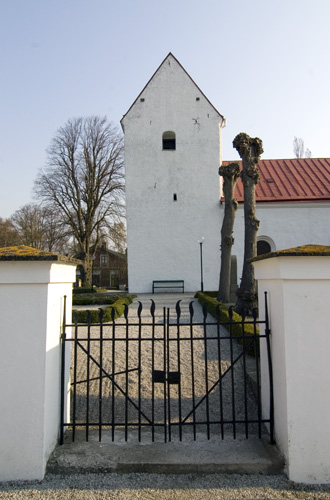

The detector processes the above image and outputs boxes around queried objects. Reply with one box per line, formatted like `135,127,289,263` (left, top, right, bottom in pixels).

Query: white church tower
121,53,225,293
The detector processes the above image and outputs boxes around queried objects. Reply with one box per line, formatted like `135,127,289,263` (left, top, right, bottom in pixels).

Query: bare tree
233,133,263,316
34,116,125,286
11,203,69,252
0,218,19,247
109,221,127,253
11,204,46,249
293,136,305,158
293,136,312,158
218,162,240,303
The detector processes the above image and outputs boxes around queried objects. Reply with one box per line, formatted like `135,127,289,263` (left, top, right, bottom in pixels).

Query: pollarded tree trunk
233,133,263,316
218,162,240,303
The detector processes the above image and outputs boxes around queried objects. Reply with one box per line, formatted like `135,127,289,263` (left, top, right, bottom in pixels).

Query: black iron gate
60,295,274,444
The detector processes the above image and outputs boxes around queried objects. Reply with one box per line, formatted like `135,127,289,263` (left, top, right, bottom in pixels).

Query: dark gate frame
60,293,274,445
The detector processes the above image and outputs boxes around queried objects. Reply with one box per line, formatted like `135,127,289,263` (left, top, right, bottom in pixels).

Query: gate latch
152,370,180,384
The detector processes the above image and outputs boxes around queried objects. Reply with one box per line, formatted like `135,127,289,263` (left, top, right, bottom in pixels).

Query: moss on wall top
0,245,80,263
251,244,330,262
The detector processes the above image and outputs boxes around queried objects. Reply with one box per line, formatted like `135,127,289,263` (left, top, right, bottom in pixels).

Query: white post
0,252,76,481
254,250,330,484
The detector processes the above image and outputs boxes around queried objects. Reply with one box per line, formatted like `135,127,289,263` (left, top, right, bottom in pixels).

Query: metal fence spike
150,299,156,318
176,300,182,319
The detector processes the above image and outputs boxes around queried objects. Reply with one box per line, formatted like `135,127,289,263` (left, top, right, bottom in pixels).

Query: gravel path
1,472,330,499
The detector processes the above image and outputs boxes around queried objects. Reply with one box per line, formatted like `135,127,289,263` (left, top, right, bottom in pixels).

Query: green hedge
73,287,96,295
72,295,136,323
73,286,107,295
73,293,123,306
195,292,259,357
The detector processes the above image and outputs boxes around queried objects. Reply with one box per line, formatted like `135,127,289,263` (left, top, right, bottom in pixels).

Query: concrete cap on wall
252,245,330,281
250,244,330,263
0,245,81,263
0,246,80,284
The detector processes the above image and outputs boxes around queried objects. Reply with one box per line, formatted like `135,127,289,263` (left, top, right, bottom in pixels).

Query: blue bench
152,280,184,293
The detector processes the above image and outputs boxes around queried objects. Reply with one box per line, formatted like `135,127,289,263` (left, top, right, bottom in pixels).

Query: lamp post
198,237,204,292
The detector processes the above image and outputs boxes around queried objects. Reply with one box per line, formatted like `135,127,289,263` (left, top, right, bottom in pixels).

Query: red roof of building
221,158,330,203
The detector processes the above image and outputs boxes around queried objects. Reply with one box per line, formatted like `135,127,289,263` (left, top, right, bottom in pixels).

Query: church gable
121,53,225,130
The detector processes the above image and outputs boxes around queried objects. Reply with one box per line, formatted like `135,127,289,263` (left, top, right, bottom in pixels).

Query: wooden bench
152,280,184,294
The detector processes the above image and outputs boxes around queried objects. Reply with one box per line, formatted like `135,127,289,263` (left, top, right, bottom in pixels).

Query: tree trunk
84,255,93,289
232,133,263,316
218,163,240,303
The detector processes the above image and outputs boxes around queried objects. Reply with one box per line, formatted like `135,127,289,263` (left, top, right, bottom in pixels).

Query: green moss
195,291,259,357
251,244,330,262
72,295,136,323
0,245,80,263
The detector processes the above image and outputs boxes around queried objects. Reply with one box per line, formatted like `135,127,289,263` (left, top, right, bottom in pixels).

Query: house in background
92,242,127,289
122,52,330,293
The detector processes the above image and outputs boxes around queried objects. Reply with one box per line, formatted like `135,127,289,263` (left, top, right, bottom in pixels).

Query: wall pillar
253,247,330,484
0,248,77,481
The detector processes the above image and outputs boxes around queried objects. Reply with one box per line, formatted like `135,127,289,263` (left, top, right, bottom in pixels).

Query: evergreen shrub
72,295,136,323
73,293,122,306
195,291,259,357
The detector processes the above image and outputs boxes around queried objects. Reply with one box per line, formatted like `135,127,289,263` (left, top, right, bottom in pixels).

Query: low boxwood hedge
73,293,123,306
73,286,107,295
195,292,259,357
72,295,136,323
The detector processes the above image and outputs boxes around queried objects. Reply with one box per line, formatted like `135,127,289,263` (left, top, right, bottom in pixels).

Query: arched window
257,236,275,256
257,240,271,256
162,131,176,150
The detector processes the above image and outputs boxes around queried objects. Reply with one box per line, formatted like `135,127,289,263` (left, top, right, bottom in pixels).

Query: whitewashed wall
122,54,224,293
231,201,330,284
254,254,330,484
0,260,75,481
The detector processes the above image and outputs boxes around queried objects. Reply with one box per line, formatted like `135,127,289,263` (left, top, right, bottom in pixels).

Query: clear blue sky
1,0,330,218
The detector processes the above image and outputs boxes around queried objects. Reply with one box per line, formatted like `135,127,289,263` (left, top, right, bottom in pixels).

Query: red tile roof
221,158,330,203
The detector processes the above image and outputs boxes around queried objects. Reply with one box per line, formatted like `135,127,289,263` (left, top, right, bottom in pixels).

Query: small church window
257,240,271,256
162,131,176,150
173,193,177,201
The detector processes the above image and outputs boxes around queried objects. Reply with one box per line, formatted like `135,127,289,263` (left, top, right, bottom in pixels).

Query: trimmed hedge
73,293,123,306
195,292,259,357
73,286,108,295
72,295,136,323
73,287,97,295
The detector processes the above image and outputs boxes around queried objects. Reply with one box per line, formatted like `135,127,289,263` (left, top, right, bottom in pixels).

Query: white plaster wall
231,202,330,283
122,54,223,292
0,261,75,481
44,281,72,463
254,256,330,484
